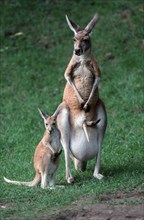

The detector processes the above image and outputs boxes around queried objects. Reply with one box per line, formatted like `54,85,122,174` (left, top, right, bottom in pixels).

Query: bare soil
43,191,144,220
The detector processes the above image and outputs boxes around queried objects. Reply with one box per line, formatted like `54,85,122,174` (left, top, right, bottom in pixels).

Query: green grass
0,0,144,219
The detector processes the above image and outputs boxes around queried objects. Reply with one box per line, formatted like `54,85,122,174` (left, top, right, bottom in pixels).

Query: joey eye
73,38,76,42
45,123,48,126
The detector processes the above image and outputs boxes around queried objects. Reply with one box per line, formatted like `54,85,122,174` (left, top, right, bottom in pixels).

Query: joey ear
38,108,48,120
85,14,99,34
65,15,80,35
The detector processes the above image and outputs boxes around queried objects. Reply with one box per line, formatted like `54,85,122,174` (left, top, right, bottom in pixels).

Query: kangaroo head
66,14,99,56
38,109,56,135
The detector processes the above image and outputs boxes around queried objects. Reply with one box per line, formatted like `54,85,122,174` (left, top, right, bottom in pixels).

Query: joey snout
47,127,53,134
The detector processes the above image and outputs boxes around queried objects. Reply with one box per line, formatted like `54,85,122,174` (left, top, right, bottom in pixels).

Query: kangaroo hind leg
57,102,74,184
41,170,48,189
93,100,107,180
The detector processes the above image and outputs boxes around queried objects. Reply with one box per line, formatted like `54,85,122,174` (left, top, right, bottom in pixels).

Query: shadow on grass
72,158,143,184
103,159,143,177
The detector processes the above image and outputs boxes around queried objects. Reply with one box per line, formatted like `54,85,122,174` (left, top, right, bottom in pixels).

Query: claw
80,101,85,109
83,103,90,112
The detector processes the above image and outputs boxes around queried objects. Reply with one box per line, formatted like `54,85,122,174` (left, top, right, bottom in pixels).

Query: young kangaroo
56,15,107,184
4,109,62,189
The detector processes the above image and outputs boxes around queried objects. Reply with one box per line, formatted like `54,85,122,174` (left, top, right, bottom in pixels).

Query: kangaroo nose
75,48,81,56
48,127,53,134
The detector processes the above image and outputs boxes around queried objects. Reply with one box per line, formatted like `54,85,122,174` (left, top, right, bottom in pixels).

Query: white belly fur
70,126,98,161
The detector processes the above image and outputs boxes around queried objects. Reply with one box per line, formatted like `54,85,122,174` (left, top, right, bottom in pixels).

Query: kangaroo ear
38,108,48,120
52,107,59,119
66,15,80,35
85,14,99,34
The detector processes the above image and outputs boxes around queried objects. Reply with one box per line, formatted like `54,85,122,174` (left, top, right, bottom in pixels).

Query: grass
0,0,144,219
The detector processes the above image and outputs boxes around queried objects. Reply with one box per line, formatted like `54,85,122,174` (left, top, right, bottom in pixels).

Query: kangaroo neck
42,131,51,143
74,49,92,63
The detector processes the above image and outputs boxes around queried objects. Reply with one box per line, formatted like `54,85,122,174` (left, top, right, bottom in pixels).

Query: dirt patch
49,205,143,220
97,191,144,204
41,191,144,220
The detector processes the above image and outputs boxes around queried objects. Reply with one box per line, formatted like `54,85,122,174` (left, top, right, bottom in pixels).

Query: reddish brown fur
63,56,101,115
4,114,61,189
55,15,107,184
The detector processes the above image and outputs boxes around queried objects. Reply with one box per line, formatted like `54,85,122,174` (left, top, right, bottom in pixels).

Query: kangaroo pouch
70,126,99,161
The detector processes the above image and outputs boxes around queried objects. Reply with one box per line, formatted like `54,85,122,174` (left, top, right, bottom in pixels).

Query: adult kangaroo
57,14,107,184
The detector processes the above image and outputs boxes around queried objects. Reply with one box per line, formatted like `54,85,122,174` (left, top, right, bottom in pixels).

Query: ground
35,191,144,220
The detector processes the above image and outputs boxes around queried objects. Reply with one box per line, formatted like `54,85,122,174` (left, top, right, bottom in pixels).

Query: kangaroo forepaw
83,103,90,112
80,101,85,110
86,120,97,126
93,173,104,180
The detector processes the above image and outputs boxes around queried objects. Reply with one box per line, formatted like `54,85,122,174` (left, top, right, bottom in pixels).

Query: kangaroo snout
47,127,53,134
75,48,81,56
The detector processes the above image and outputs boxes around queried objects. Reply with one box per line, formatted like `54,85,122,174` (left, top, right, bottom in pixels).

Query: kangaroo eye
83,39,88,42
73,38,76,42
45,123,48,126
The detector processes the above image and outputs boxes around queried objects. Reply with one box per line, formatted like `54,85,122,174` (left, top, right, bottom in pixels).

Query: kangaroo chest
73,63,94,99
49,131,61,152
73,63,94,82
41,130,61,153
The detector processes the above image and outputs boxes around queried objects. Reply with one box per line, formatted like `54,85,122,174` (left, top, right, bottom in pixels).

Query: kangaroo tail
82,121,89,142
3,172,41,187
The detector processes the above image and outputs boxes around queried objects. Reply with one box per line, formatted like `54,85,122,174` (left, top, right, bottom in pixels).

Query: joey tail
3,172,41,187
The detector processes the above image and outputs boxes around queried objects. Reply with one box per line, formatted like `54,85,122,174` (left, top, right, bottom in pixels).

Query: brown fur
4,112,62,189
64,57,101,114
56,15,107,183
